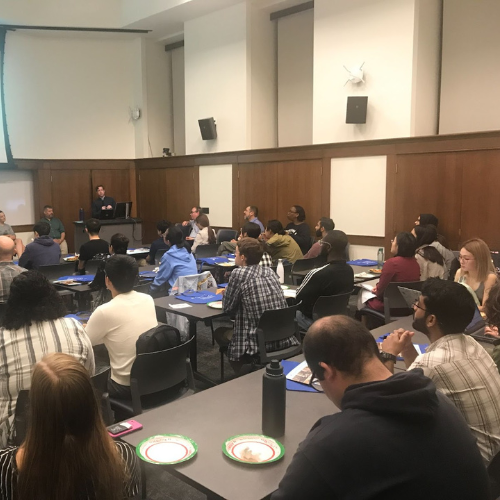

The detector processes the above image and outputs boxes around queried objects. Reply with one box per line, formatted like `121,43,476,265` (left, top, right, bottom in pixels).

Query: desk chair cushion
136,324,181,354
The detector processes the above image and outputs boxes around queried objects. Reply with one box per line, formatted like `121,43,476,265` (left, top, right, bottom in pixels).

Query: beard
412,315,429,336
315,229,322,238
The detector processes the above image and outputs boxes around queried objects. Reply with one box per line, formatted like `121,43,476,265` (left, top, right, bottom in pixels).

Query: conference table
122,353,334,500
292,264,381,284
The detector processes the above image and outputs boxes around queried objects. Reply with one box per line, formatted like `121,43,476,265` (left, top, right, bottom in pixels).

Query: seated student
455,238,497,311
365,232,420,313
85,255,157,400
262,220,303,264
109,233,129,255
0,211,24,258
0,236,26,304
191,214,216,253
150,226,197,296
366,232,420,312
146,220,171,263
422,224,456,279
77,218,109,274
0,271,94,447
382,279,500,462
271,316,490,500
216,238,299,374
18,221,60,270
303,217,335,259
412,225,445,280
285,205,311,254
220,222,272,266
0,353,139,500
295,230,354,331
414,212,449,248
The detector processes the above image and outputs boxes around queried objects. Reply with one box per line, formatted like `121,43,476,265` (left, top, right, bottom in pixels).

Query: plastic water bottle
79,208,85,221
262,360,286,437
277,259,285,284
377,247,384,269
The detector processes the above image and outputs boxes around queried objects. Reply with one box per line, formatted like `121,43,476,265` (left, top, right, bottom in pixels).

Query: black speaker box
198,117,217,140
346,96,368,124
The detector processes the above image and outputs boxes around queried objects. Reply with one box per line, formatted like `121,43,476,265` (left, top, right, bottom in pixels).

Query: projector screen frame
0,28,14,166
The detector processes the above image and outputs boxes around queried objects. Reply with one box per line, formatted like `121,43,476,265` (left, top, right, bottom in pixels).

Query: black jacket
91,196,116,218
285,222,311,254
271,370,490,500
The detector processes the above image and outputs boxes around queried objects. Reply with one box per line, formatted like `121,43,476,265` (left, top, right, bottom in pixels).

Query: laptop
98,208,115,220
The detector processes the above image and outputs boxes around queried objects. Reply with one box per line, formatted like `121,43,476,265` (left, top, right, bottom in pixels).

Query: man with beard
381,278,500,462
303,217,335,259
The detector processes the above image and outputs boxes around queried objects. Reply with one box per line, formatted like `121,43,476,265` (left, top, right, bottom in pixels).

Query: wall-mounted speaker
198,117,217,140
346,96,368,124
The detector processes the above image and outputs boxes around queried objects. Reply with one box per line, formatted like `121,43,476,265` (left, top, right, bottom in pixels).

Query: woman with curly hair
0,271,94,448
0,353,139,500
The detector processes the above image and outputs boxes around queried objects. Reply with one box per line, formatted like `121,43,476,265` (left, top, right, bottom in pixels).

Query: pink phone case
108,419,143,438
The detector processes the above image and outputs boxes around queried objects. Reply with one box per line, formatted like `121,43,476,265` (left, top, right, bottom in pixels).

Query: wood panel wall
13,129,500,254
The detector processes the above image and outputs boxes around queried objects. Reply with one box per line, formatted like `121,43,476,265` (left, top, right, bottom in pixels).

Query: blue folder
347,259,378,267
281,360,319,393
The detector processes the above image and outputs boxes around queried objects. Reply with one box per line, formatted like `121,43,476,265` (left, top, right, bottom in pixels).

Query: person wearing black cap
295,230,354,331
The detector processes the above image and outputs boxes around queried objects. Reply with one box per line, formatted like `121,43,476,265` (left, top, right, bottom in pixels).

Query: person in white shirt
85,255,157,399
191,214,216,253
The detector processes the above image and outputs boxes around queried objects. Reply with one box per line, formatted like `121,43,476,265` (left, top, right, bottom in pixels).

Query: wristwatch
379,351,397,363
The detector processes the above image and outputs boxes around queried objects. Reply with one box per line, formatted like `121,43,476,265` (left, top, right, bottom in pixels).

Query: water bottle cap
266,359,283,376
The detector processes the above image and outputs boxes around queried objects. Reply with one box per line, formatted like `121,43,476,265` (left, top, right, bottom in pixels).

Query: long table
122,354,333,500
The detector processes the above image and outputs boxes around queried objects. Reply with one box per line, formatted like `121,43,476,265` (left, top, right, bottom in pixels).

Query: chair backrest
154,249,167,265
312,291,352,321
256,304,302,364
194,244,219,258
13,390,30,446
130,336,194,398
216,229,238,245
136,324,181,354
84,259,102,275
345,243,350,261
38,262,75,281
0,303,7,326
171,271,217,295
91,367,110,395
383,281,423,323
292,258,316,273
91,368,114,425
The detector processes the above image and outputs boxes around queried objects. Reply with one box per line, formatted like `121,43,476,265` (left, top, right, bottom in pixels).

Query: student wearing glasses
454,238,497,311
182,206,201,240
285,205,311,254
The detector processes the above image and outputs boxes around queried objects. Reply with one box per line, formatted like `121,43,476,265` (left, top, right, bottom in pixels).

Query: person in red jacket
366,231,420,312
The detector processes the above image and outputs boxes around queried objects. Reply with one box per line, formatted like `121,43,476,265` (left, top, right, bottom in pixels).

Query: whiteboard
330,156,386,237
199,165,232,227
0,170,35,225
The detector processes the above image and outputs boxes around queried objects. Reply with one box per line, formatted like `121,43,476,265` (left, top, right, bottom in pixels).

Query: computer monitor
98,208,114,220
115,201,132,219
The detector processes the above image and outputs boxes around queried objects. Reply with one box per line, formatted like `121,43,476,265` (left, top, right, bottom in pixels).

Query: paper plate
223,434,284,464
283,290,296,298
281,285,289,290
217,262,235,267
136,434,197,465
207,301,223,309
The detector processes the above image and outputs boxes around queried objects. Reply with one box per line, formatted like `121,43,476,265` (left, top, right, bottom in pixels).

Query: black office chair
84,259,102,275
154,249,167,265
271,261,294,285
345,243,350,261
359,281,423,326
13,390,30,446
312,291,353,321
291,256,326,285
216,229,238,245
38,262,75,281
194,244,219,259
488,449,500,499
91,367,114,426
110,336,195,418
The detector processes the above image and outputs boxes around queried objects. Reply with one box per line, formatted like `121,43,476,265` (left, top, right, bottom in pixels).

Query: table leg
188,319,198,372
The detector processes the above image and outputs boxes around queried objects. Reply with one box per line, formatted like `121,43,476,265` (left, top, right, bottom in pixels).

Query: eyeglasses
412,300,426,312
458,255,475,262
308,370,324,392
287,210,297,214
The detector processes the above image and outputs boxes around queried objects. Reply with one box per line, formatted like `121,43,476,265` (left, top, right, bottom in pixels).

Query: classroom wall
184,3,249,155
172,47,186,156
312,0,416,144
439,0,500,134
4,32,137,159
277,9,314,147
199,165,233,227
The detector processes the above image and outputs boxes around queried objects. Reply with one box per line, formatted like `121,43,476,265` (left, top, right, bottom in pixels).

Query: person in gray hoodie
272,315,490,500
19,221,60,270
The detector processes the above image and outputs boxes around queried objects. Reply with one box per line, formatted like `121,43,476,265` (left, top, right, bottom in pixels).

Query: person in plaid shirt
217,238,299,373
382,278,500,462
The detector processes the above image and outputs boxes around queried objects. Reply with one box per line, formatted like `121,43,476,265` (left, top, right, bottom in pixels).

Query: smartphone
107,419,143,438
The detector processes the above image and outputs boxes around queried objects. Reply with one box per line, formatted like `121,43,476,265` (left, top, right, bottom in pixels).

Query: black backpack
135,324,181,354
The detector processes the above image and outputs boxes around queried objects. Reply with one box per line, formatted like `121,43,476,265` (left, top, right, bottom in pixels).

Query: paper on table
361,283,375,292
358,288,376,308
169,303,192,309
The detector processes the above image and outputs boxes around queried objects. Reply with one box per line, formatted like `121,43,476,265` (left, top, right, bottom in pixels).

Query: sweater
296,261,354,318
266,234,303,264
18,236,60,269
192,227,215,253
285,222,311,254
150,245,197,293
271,370,490,500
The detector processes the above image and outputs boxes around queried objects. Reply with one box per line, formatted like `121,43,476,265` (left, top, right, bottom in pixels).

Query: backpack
135,324,181,354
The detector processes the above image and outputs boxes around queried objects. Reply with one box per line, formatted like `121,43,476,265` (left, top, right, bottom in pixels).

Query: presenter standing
91,185,116,218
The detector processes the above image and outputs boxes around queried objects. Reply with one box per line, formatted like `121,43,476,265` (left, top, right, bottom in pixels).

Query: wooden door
392,153,463,250
91,169,131,210
459,150,500,249
50,170,92,253
276,159,324,235
164,167,199,227
234,163,278,230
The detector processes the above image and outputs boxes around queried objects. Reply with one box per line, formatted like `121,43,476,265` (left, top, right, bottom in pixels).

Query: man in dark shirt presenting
271,316,490,500
77,219,109,274
295,230,353,331
91,185,116,218
285,205,311,254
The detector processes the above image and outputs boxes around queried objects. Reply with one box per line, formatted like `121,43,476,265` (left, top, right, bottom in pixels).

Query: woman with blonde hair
0,353,139,500
455,238,497,310
192,214,216,253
